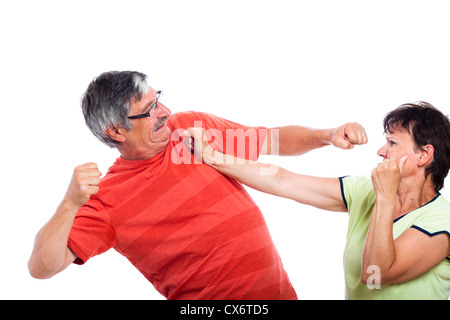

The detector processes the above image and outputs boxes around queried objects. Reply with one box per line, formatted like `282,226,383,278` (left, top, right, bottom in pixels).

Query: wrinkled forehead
385,119,415,136
385,124,414,141
385,123,419,149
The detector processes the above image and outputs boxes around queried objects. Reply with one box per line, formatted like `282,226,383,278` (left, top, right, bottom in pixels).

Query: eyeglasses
128,90,162,120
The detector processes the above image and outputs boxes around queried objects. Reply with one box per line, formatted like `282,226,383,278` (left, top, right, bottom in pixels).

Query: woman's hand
371,156,408,201
183,127,218,165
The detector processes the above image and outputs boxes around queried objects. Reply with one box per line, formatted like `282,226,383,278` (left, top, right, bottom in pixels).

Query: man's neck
118,143,167,161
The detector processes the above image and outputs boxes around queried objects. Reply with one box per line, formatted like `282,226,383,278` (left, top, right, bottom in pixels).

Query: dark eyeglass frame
128,90,162,120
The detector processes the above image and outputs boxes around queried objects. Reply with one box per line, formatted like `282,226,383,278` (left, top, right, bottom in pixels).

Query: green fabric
341,175,450,300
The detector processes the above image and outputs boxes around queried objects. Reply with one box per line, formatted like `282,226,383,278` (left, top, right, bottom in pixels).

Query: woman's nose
377,144,387,159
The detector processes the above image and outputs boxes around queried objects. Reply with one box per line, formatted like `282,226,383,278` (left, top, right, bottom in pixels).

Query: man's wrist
314,128,333,145
59,198,82,215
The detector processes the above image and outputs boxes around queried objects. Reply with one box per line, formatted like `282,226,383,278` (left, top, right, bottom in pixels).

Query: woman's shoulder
412,195,450,235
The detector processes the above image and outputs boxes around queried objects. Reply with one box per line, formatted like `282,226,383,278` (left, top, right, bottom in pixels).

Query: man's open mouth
153,117,169,132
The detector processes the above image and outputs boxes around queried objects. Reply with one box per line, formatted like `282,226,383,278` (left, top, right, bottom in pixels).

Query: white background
1,0,449,300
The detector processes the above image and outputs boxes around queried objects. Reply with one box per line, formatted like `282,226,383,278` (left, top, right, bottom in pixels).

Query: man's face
124,88,172,156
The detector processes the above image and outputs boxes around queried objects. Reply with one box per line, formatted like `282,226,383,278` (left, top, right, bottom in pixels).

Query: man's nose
157,103,171,118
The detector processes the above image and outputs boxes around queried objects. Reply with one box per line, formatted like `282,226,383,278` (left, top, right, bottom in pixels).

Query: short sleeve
67,196,116,265
340,175,376,214
411,196,450,238
169,111,267,161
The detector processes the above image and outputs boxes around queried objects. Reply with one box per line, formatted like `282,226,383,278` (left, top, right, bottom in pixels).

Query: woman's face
377,127,420,177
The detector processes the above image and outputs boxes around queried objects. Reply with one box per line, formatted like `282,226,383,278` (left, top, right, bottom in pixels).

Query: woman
184,102,450,299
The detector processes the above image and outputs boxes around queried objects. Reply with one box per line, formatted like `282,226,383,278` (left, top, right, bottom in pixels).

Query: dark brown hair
383,101,450,192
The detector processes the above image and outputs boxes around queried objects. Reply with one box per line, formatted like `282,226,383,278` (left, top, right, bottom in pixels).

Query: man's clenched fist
64,163,102,208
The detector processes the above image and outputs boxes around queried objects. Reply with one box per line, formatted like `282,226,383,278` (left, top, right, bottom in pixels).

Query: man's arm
28,163,101,279
261,123,368,156
28,202,80,279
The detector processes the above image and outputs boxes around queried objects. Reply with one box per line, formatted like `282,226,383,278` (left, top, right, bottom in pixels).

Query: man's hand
330,122,368,149
27,163,100,279
64,163,102,208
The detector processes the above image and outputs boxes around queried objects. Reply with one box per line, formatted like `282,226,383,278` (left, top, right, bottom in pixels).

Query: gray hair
81,71,150,148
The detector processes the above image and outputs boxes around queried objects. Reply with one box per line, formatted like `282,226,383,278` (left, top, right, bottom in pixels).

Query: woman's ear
104,126,126,143
417,144,434,167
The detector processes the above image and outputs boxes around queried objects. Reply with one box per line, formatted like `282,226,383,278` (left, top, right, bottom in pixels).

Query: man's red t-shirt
67,111,297,300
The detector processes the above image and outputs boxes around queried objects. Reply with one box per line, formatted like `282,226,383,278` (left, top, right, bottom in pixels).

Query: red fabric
68,111,297,300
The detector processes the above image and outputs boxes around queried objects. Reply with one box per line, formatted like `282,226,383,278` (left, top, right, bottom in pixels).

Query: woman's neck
394,176,437,218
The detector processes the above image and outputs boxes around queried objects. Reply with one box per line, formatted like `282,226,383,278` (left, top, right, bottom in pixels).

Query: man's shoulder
170,111,213,122
168,111,219,129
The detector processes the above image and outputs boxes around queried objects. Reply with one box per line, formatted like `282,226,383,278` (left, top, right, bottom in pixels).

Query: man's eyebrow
140,99,156,113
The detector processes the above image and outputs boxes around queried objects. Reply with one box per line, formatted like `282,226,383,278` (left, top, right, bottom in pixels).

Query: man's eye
150,102,158,112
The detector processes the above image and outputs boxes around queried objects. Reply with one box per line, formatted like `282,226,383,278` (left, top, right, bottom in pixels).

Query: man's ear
104,126,126,143
417,144,434,167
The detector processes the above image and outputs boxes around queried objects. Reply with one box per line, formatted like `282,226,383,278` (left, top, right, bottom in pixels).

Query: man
28,71,367,299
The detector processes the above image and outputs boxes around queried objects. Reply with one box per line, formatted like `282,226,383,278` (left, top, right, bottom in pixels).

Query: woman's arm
361,157,450,285
184,128,347,212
